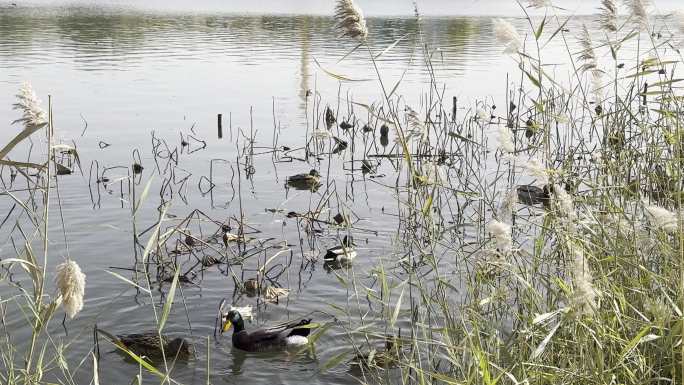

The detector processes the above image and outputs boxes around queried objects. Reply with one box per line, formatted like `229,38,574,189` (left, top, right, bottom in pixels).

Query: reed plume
55,260,86,318
578,24,604,101
645,205,677,233
624,0,649,29
527,0,551,8
598,0,618,32
493,18,522,54
334,0,368,41
569,241,597,316
488,220,512,255
497,126,515,153
12,82,47,130
524,158,549,184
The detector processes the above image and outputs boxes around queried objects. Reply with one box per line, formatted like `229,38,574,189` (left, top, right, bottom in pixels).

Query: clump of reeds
334,0,368,41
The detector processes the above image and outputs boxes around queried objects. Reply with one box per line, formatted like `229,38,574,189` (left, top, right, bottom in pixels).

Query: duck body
516,184,551,206
222,310,313,352
98,329,193,360
324,236,356,263
287,170,321,191
287,169,320,183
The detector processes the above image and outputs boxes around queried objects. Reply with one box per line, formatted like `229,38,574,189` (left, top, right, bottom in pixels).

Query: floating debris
263,286,290,302
325,106,336,129
361,159,374,174
339,121,353,130
56,163,72,175
132,163,144,174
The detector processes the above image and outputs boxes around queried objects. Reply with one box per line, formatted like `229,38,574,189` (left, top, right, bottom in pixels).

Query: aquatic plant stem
25,95,53,383
363,43,414,177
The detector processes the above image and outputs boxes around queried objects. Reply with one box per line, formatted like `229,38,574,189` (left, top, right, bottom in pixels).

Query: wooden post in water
217,113,223,139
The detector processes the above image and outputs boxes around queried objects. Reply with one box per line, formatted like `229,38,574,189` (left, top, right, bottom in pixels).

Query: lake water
0,1,681,384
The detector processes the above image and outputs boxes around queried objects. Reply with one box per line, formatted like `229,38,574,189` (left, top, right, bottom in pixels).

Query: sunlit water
0,2,681,384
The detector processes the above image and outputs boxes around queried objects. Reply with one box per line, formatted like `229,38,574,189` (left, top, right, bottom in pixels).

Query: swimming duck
221,310,313,352
287,169,322,191
324,236,357,263
97,329,193,360
288,169,320,183
516,184,551,206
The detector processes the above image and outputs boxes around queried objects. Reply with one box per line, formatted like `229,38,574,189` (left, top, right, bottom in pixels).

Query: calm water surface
0,2,678,384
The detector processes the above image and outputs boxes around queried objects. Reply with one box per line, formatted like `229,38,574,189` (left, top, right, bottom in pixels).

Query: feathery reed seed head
497,126,515,153
525,158,549,184
493,18,522,54
645,205,677,233
488,220,512,255
335,0,368,41
624,0,649,29
13,82,47,130
569,242,597,316
553,184,576,221
527,0,552,8
599,0,618,32
55,260,86,318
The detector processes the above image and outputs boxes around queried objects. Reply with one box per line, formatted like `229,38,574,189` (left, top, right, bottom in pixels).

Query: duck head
221,310,245,334
309,169,321,178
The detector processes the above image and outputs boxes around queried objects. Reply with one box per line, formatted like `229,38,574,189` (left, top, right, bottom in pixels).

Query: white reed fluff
497,126,515,153
335,0,368,41
55,260,86,318
553,184,577,219
493,18,522,54
525,158,549,184
13,82,47,130
645,205,678,233
528,0,551,8
624,0,649,29
569,242,597,316
599,0,618,32
488,220,512,255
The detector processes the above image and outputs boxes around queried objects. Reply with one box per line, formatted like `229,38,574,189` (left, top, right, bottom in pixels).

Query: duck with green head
221,310,313,352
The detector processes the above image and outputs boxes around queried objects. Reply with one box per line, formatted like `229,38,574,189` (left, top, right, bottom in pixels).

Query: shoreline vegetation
3,0,684,384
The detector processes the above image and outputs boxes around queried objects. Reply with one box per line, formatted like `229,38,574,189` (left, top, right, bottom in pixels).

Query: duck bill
221,320,232,334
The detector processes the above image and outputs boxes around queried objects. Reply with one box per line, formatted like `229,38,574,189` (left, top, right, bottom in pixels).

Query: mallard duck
288,169,320,183
287,170,322,191
516,184,551,206
324,236,357,263
97,329,193,360
221,310,313,352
